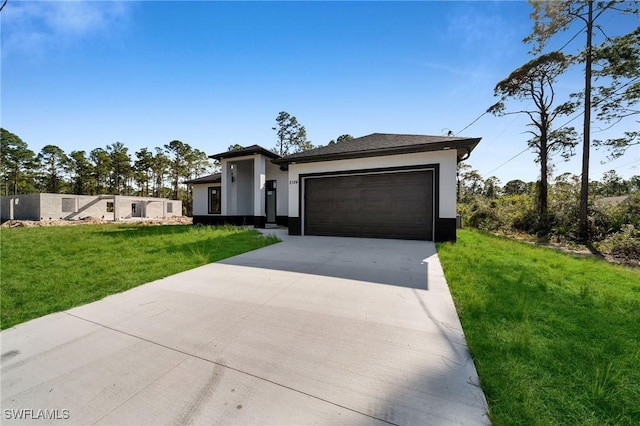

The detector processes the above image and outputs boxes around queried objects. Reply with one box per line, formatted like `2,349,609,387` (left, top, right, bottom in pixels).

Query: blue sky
2,1,638,183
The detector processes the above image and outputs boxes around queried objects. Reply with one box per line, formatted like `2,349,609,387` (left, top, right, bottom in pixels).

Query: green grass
0,224,279,330
437,229,640,426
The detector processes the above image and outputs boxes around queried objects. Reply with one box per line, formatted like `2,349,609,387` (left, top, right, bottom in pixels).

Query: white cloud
1,0,131,57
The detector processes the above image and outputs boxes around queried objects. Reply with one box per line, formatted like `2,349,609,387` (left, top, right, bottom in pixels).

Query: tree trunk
578,0,593,241
539,150,548,218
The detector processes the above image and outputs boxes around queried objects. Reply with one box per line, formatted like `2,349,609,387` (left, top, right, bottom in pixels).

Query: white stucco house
187,133,481,241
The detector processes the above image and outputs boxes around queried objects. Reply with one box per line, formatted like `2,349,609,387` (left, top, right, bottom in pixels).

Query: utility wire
614,159,639,169
455,111,487,136
482,146,531,178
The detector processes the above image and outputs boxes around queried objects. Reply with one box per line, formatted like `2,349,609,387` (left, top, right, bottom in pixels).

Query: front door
266,180,277,223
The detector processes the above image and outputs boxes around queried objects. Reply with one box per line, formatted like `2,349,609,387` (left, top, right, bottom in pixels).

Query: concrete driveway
1,230,489,425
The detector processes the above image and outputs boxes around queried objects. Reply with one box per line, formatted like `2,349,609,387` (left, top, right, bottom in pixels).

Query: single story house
0,193,182,222
187,133,480,241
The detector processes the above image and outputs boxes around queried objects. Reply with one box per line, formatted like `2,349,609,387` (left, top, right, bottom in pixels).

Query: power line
610,159,639,170
455,111,487,136
482,146,531,178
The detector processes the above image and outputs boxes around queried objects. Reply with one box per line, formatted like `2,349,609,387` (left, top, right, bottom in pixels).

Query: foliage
69,150,95,195
458,168,639,258
457,163,484,202
597,224,640,260
524,0,640,240
437,229,640,425
0,224,279,330
0,128,214,215
329,134,354,144
272,111,314,155
591,192,640,238
107,141,131,195
503,179,530,196
488,51,578,217
1,128,39,195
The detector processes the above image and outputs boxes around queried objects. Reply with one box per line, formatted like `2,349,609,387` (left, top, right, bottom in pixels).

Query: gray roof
210,144,280,161
272,133,481,165
184,173,221,184
594,195,631,206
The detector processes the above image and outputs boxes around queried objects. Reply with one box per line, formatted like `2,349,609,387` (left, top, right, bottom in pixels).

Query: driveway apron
1,232,489,425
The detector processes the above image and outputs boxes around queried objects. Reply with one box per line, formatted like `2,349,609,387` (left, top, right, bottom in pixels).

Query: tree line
1,110,349,216
458,164,640,260
0,128,213,215
489,0,639,241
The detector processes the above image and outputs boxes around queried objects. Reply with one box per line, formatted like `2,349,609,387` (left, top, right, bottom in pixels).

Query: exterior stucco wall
192,184,221,216
287,150,458,219
266,161,289,217
236,160,254,215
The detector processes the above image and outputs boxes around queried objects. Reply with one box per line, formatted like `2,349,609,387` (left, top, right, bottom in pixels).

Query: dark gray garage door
304,170,433,240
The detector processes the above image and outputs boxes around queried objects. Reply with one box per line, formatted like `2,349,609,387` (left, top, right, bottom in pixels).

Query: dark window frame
208,186,221,214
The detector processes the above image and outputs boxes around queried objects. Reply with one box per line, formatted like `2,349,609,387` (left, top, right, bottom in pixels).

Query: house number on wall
289,180,298,185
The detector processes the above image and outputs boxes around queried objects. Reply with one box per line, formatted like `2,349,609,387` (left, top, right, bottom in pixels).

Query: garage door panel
304,171,433,240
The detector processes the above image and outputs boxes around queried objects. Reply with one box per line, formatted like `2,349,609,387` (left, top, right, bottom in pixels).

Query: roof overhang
210,145,280,161
272,137,481,166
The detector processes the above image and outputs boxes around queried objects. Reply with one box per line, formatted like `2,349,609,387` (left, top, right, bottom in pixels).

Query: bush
596,224,640,261
466,200,501,231
459,190,639,248
591,194,640,241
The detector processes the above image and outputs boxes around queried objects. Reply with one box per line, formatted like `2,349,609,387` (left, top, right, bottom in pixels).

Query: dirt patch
1,216,193,228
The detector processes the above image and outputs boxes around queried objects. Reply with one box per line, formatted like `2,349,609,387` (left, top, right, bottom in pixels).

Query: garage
304,170,434,240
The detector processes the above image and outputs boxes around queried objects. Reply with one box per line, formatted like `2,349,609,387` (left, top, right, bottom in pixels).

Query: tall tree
107,142,132,195
0,128,38,195
151,147,171,198
593,27,640,158
525,0,639,239
164,140,189,201
488,52,578,219
272,111,313,155
458,165,484,203
503,179,530,196
183,147,211,215
597,169,630,196
37,145,69,193
151,148,170,198
68,150,95,195
134,148,154,196
90,148,111,194
483,176,502,199
329,134,354,144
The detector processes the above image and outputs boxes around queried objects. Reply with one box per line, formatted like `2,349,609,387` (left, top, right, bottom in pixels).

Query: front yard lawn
437,229,640,426
0,224,278,330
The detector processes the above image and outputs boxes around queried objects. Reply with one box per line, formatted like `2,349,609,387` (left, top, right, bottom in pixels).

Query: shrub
596,224,640,261
466,200,502,231
591,194,640,241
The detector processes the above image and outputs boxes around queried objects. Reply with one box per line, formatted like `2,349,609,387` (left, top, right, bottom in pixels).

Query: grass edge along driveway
437,229,640,426
1,224,279,330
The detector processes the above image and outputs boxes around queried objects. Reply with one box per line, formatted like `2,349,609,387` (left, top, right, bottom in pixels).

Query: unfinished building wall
0,194,41,221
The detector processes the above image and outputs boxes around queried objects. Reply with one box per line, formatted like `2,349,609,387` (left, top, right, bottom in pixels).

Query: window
61,198,76,213
209,187,221,214
106,202,114,213
167,202,173,213
131,203,137,215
